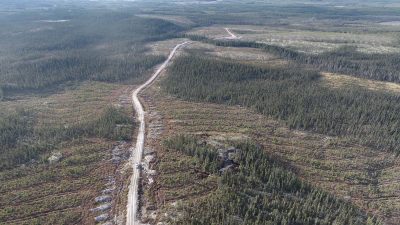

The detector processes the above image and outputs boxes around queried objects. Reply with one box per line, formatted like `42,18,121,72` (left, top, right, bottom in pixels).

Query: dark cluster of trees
0,109,32,153
164,135,221,172
185,34,400,83
164,56,400,154
90,106,133,141
165,136,377,225
0,109,37,170
0,106,132,171
174,1,396,29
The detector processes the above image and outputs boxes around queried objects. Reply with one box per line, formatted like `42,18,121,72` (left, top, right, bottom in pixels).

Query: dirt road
126,41,189,225
225,27,240,39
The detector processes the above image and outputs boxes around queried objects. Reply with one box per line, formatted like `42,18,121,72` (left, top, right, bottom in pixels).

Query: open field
146,38,189,56
322,72,400,94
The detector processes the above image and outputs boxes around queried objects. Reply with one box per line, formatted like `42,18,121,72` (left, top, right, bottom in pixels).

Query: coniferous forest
164,55,400,153
0,13,184,96
164,136,378,225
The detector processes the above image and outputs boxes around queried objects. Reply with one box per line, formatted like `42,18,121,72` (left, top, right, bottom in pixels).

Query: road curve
224,27,240,39
126,41,189,225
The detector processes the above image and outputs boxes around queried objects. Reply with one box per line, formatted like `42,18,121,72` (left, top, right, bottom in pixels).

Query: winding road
126,41,189,225
224,27,240,39
126,27,238,225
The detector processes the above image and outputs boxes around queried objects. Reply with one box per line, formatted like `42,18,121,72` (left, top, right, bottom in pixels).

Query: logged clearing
322,72,400,94
0,82,134,224
189,41,287,66
146,38,189,56
188,25,400,54
379,21,400,26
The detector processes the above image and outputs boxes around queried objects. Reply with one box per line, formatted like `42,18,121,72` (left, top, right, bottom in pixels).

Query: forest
0,11,184,97
164,135,378,225
164,55,400,154
1,53,165,90
185,35,400,83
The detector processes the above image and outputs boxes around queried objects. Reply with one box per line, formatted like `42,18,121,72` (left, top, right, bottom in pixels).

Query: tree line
163,55,400,154
1,53,165,91
184,34,400,83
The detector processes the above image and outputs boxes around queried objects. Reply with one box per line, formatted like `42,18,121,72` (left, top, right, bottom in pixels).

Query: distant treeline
165,136,378,225
0,106,132,171
184,34,400,83
164,55,400,154
0,53,165,91
174,2,400,29
0,15,186,97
